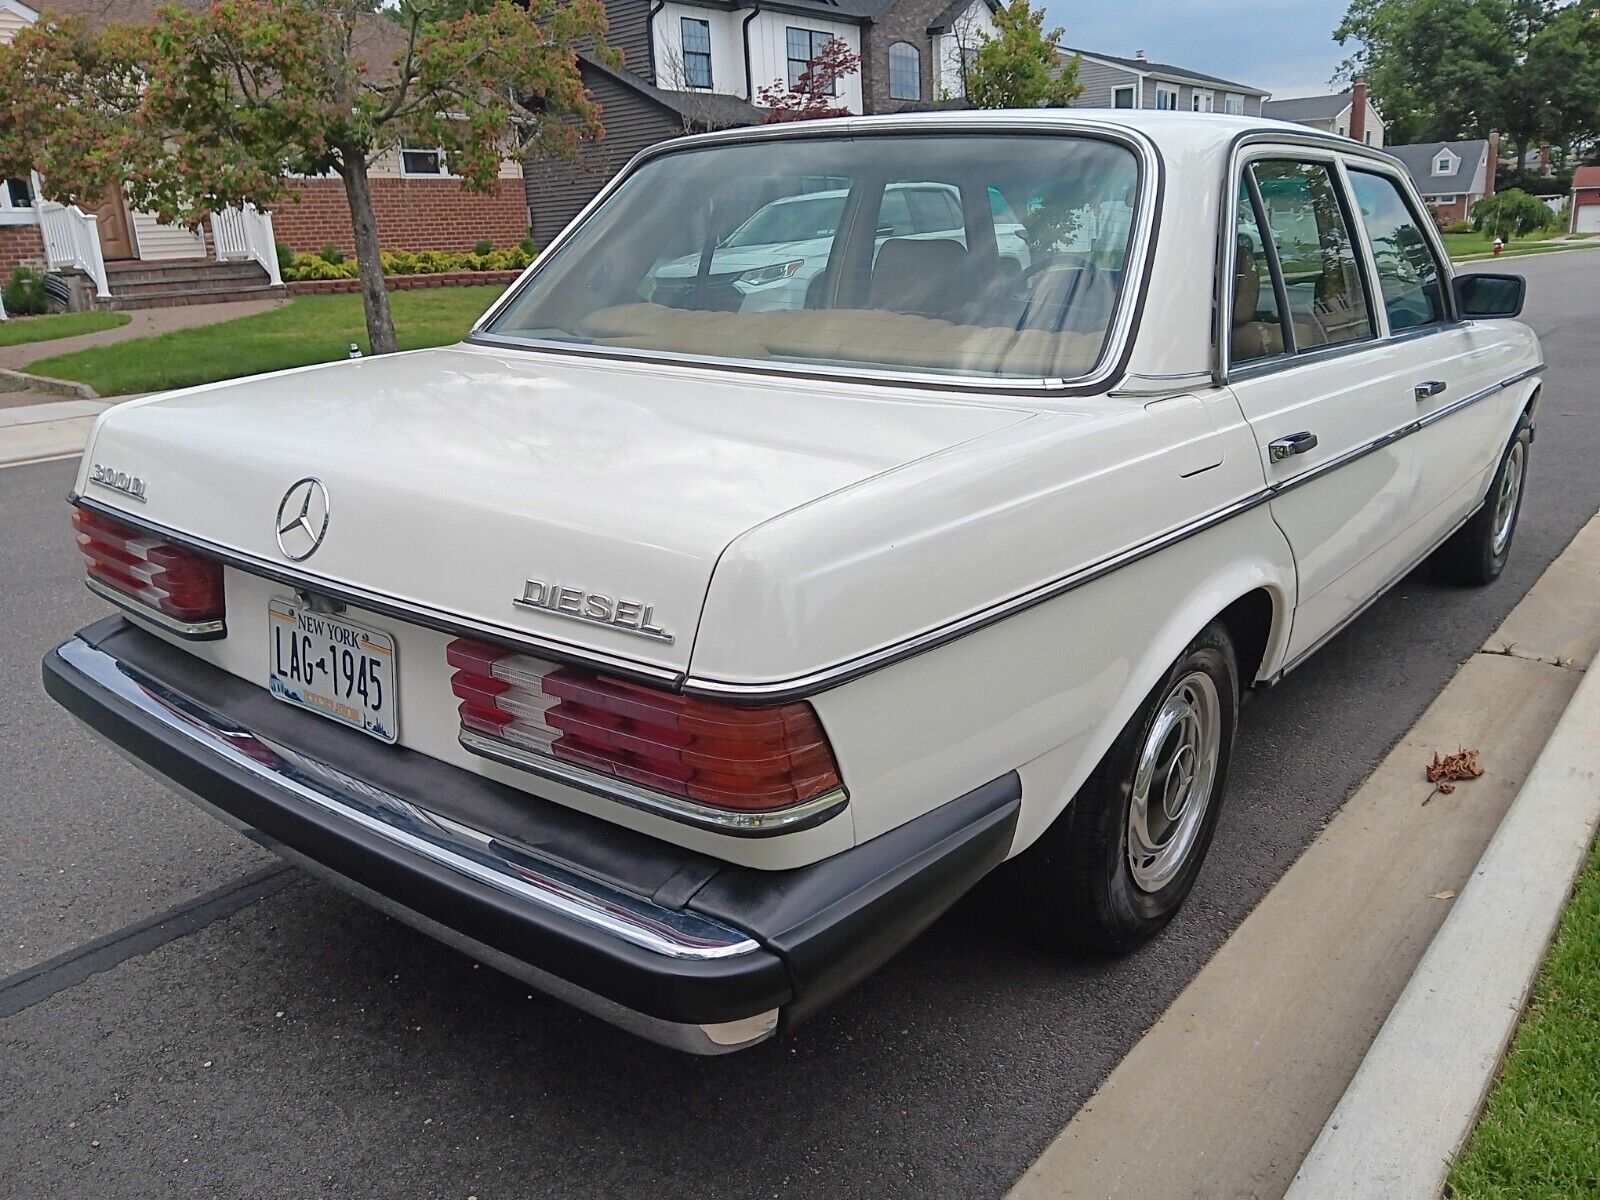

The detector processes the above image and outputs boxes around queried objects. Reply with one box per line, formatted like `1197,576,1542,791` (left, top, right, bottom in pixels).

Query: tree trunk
339,153,398,356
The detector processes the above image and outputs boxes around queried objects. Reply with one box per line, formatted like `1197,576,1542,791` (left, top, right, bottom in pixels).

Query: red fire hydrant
1493,236,1504,256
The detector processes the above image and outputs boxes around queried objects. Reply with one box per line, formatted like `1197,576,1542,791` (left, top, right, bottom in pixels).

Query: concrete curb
0,398,110,468
0,368,99,399
1287,657,1600,1199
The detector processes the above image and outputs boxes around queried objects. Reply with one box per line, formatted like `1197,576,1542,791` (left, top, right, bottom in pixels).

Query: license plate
268,598,398,743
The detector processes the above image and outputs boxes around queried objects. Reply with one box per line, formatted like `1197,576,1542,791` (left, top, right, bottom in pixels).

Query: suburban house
0,0,530,308
1388,137,1499,223
1262,79,1385,147
524,0,999,244
1061,48,1270,116
1570,165,1600,233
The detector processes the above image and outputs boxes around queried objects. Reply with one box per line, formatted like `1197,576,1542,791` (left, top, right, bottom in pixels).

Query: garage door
1577,204,1600,233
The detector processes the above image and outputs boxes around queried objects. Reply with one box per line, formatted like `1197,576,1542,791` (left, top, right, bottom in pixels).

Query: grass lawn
1440,229,1585,259
28,287,502,396
1449,841,1600,1198
0,310,129,348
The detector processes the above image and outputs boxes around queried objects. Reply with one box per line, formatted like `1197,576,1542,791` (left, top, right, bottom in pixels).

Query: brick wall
0,224,46,277
862,0,951,113
269,177,531,256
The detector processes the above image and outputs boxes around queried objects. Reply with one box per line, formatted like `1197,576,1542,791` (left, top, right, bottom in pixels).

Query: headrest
869,238,968,317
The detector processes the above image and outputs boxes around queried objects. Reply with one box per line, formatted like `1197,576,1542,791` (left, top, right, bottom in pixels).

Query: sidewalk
0,297,282,376
0,396,114,466
1008,513,1600,1200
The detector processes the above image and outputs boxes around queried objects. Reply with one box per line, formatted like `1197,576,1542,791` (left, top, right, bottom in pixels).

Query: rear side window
1230,180,1288,364
1348,170,1448,331
1250,160,1375,351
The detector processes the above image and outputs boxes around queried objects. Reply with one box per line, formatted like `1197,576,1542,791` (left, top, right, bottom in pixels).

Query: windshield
726,194,847,247
484,133,1143,382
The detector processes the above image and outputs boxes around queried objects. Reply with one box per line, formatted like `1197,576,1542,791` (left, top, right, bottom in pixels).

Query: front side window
483,134,1143,382
1230,180,1288,364
888,41,921,100
680,18,713,89
787,28,837,93
1249,159,1374,351
1348,170,1448,331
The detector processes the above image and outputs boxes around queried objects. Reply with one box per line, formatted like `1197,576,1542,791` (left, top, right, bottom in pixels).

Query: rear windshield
483,133,1143,382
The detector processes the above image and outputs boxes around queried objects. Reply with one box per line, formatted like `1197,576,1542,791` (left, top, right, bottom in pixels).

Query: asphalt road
3,250,1599,1199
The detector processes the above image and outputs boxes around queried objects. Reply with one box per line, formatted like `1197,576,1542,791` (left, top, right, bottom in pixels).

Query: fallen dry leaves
1423,747,1485,804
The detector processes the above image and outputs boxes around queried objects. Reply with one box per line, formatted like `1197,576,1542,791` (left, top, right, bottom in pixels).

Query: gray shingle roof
1262,92,1353,123
1060,46,1269,96
1387,140,1488,196
580,57,763,129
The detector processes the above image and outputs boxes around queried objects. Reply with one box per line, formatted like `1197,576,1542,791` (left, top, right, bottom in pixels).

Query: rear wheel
1434,415,1531,586
1013,621,1239,955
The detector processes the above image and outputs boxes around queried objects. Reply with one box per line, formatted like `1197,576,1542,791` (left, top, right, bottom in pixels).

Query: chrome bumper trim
459,728,850,837
56,637,762,964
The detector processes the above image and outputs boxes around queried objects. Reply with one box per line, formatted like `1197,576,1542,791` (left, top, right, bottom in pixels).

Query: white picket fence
38,201,111,298
209,204,283,286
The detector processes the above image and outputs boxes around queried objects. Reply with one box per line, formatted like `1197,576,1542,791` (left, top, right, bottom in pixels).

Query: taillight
74,507,225,633
448,638,844,819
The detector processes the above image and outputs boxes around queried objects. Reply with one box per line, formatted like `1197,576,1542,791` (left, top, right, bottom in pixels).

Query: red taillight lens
73,508,225,626
447,638,843,813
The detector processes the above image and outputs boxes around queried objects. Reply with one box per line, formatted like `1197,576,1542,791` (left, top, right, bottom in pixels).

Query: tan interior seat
1231,239,1285,362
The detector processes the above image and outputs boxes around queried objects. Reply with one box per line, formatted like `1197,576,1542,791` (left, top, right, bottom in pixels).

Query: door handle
1268,431,1319,462
1414,380,1447,400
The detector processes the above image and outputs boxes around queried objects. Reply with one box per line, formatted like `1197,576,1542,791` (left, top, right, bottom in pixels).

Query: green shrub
1443,220,1474,235
287,246,537,282
1472,189,1558,239
472,238,494,256
276,241,295,273
518,236,537,256
282,253,359,281
317,243,346,265
3,266,49,315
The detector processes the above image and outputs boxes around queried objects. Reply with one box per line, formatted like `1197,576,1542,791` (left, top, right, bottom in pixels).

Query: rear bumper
43,618,1020,1054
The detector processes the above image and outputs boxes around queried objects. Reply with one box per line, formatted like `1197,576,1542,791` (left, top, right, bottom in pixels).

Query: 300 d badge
88,463,147,502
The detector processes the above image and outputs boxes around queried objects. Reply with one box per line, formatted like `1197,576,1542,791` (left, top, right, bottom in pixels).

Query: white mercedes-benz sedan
46,112,1541,1054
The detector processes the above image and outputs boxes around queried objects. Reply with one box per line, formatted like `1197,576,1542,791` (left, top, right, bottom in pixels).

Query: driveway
3,252,1598,1199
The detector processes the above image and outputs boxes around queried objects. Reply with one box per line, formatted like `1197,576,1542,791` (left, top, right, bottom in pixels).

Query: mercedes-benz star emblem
275,477,330,561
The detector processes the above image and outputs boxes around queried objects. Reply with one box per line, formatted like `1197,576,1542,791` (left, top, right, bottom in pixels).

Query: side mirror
1454,272,1525,319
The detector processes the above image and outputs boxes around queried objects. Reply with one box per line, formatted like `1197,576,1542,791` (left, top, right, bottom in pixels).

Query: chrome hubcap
1492,441,1525,556
1127,671,1221,892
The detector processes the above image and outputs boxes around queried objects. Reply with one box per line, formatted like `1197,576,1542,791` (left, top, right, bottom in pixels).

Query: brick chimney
1349,78,1368,144
1487,133,1500,196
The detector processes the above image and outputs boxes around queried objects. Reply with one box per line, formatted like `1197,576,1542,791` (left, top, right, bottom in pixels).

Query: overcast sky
1048,0,1355,99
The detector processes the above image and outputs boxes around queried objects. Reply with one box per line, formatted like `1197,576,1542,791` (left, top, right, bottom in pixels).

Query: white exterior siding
936,0,997,98
748,12,862,111
652,3,748,96
128,210,206,260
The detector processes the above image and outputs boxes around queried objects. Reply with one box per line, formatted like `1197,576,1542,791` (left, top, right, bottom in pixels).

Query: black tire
1434,414,1532,586
1011,621,1239,956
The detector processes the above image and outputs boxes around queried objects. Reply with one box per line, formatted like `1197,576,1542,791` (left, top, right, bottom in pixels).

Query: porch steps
102,258,284,310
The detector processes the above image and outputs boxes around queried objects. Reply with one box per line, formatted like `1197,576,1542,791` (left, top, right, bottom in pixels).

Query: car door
1344,164,1523,535
1224,153,1426,665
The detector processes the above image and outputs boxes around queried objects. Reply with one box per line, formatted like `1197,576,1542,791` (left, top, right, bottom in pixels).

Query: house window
401,148,447,177
1155,86,1178,111
1,178,33,209
1432,149,1457,176
888,41,921,100
1223,94,1244,115
680,17,713,89
1192,90,1212,113
1433,194,1458,205
1113,85,1135,108
787,27,838,93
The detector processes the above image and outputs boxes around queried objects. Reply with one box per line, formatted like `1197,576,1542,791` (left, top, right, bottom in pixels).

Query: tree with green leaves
955,0,1083,109
1473,186,1558,235
1335,0,1600,165
0,0,611,354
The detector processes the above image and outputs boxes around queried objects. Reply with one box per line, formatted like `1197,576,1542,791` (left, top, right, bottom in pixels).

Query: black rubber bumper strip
43,618,1022,1031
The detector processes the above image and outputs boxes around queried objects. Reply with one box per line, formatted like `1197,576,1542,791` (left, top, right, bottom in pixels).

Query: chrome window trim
459,729,850,837
85,574,227,640
69,494,684,689
467,117,1165,397
57,636,762,961
683,364,1544,702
